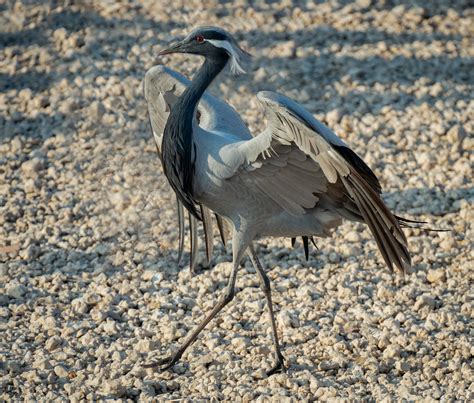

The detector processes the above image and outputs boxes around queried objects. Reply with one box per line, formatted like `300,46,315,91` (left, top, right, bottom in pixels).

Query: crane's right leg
145,228,251,372
248,244,286,375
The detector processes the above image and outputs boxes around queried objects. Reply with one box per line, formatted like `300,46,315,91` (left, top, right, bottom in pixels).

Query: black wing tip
216,214,227,246
395,215,449,232
200,205,214,266
334,144,382,194
189,212,200,274
302,236,309,261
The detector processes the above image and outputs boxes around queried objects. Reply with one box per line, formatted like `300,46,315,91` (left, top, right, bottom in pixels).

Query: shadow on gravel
1,4,471,95
0,111,73,141
0,5,184,93
0,7,170,48
337,0,471,14
244,26,462,48
340,87,471,114
384,186,473,216
249,53,472,90
0,70,57,93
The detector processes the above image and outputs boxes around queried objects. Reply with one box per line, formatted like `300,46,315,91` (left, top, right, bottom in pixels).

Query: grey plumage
144,65,315,271
144,26,417,375
144,64,251,271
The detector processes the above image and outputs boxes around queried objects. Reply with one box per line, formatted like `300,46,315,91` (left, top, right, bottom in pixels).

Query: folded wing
144,65,250,270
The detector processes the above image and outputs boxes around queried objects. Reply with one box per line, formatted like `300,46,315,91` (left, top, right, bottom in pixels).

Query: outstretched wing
232,90,410,272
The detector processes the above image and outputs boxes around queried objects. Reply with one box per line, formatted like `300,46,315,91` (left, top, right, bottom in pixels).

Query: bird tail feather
342,171,412,273
395,215,448,232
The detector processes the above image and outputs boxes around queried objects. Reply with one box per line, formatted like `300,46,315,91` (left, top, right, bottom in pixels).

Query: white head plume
206,38,250,75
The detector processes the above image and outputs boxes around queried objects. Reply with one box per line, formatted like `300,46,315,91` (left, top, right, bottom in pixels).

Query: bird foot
266,354,286,376
143,353,181,372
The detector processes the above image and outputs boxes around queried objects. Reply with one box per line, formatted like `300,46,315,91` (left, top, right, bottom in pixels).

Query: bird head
158,26,251,76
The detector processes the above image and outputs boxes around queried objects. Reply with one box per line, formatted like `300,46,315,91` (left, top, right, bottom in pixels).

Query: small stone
53,28,67,42
278,310,299,328
346,231,361,243
91,309,107,323
426,269,446,284
43,316,57,330
23,178,39,193
446,124,466,143
383,345,400,359
231,336,250,353
102,113,116,126
45,336,63,351
319,360,340,371
439,236,456,252
109,192,131,210
10,137,23,153
103,320,118,335
377,285,394,300
0,264,8,276
89,101,106,123
33,359,52,370
5,360,21,373
54,365,68,378
102,379,126,397
112,351,125,361
254,67,267,81
135,339,156,353
356,0,372,7
20,244,40,260
18,88,32,101
195,354,214,367
326,108,342,125
83,292,101,305
6,282,27,299
72,298,89,314
21,158,44,178
328,252,340,263
395,360,411,373
424,318,440,332
414,295,436,311
255,345,271,355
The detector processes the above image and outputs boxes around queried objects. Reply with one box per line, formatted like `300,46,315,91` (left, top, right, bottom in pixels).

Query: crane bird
145,66,319,270
144,64,248,271
145,26,417,375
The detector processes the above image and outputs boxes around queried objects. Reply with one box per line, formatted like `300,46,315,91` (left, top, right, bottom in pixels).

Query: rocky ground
0,0,473,400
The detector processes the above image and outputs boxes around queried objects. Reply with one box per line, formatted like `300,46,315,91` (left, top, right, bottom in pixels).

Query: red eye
196,35,204,43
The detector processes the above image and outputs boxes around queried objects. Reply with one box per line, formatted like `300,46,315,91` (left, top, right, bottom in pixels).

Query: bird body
145,26,413,375
145,64,253,268
192,129,342,239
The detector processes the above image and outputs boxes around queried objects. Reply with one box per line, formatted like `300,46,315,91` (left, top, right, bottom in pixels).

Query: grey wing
144,65,250,268
233,90,410,272
144,65,252,150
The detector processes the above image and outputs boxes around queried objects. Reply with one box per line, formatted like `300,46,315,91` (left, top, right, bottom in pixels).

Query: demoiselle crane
144,26,421,375
145,66,319,271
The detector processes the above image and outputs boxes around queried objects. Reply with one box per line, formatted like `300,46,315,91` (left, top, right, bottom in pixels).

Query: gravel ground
1,0,473,400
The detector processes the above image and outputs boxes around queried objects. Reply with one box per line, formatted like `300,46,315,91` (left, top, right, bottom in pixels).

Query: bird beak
158,41,184,56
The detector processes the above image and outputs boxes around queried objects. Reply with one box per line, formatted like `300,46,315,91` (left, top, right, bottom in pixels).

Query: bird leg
248,245,286,376
146,233,247,372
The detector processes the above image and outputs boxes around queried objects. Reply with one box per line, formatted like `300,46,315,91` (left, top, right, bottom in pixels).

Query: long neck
179,55,228,117
162,55,228,219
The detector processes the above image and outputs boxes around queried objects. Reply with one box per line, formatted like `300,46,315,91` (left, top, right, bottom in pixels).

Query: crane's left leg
248,245,286,375
145,228,251,372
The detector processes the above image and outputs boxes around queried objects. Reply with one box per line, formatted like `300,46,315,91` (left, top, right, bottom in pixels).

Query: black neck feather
162,55,228,220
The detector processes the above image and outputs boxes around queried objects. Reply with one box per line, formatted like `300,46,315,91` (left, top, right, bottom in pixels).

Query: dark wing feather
236,90,411,273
